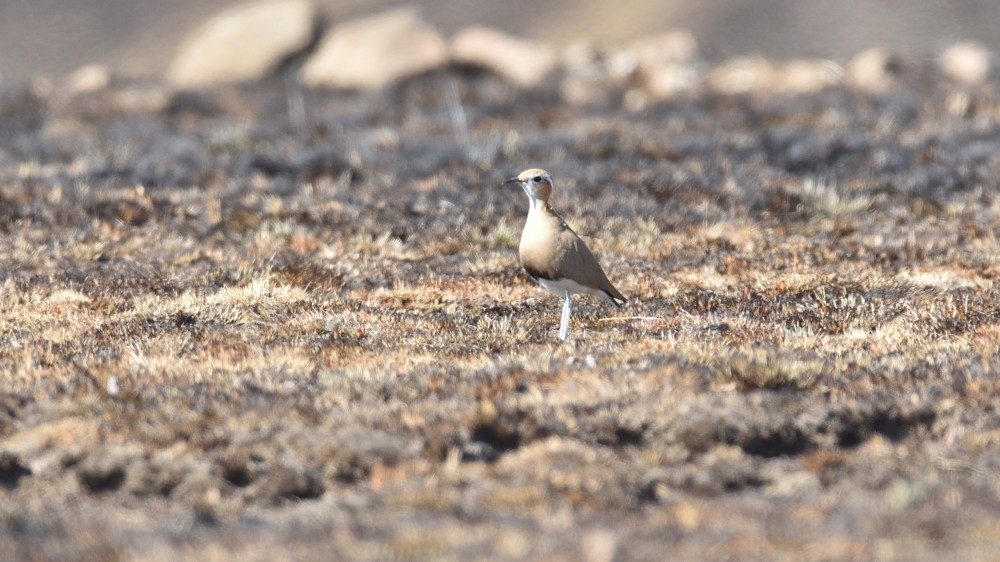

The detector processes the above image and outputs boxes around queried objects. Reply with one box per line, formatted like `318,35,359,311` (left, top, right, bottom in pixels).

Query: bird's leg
559,291,572,341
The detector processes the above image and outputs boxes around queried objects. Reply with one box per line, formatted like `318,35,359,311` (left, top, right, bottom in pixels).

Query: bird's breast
519,210,561,280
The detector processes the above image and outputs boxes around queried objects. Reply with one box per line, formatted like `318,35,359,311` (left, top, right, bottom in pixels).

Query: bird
505,168,626,341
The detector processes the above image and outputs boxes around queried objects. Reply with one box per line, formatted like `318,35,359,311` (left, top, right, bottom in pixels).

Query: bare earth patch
1,68,999,561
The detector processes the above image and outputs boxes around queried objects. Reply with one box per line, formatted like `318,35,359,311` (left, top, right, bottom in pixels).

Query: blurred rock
450,26,556,87
780,59,842,93
111,87,171,115
608,30,698,81
708,57,841,94
561,74,616,107
301,8,447,90
606,30,702,100
562,40,604,73
66,64,110,93
846,48,903,93
628,29,700,69
707,57,779,94
641,62,701,99
560,41,619,107
939,41,993,85
946,90,972,117
607,50,639,82
167,0,316,86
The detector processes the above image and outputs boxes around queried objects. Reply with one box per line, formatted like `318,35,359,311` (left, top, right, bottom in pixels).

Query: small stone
607,50,640,81
562,40,603,73
622,88,648,112
642,62,700,99
581,529,618,562
450,26,556,87
301,8,447,90
762,468,821,497
67,64,111,93
608,29,699,86
847,48,903,93
105,375,119,397
168,0,316,86
708,57,841,94
707,57,779,94
561,74,618,107
780,59,842,93
407,199,431,217
940,41,993,85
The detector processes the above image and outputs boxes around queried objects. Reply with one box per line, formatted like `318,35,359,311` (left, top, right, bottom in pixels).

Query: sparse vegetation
1,69,999,561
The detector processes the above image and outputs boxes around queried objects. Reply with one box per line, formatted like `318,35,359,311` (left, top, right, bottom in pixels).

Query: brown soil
1,67,999,561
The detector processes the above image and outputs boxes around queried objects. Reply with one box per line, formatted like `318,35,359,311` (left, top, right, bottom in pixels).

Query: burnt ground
1,66,999,561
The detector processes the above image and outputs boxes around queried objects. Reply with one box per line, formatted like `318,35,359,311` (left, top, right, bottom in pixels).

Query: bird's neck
527,195,552,214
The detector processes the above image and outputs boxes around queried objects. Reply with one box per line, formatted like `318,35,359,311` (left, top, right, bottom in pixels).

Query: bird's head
505,168,553,208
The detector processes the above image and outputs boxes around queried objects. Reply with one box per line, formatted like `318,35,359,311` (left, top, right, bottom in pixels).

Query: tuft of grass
462,217,519,249
797,177,874,218
719,350,825,391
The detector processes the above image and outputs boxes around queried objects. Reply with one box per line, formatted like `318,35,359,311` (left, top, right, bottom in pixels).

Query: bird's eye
532,175,542,183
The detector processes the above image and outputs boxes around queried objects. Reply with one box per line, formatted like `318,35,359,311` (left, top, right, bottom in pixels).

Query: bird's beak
504,176,520,185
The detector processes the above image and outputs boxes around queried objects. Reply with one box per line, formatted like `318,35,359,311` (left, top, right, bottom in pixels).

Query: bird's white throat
522,188,543,211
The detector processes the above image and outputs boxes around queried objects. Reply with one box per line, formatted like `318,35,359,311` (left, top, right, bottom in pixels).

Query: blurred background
1,0,999,84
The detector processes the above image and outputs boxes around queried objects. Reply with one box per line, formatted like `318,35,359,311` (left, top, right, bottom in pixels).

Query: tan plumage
506,168,626,340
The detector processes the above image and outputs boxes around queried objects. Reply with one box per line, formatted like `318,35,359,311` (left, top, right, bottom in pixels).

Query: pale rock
608,29,698,83
622,88,649,112
560,41,617,106
939,41,993,85
846,48,903,93
562,40,604,73
628,29,700,70
708,57,841,94
112,87,170,114
561,74,616,107
607,50,640,81
450,26,555,87
780,59,842,93
168,0,316,86
641,62,700,99
707,57,779,94
67,63,111,92
301,8,447,90
608,41,703,102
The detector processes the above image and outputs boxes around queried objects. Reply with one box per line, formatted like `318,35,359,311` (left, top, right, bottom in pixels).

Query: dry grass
1,70,999,561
